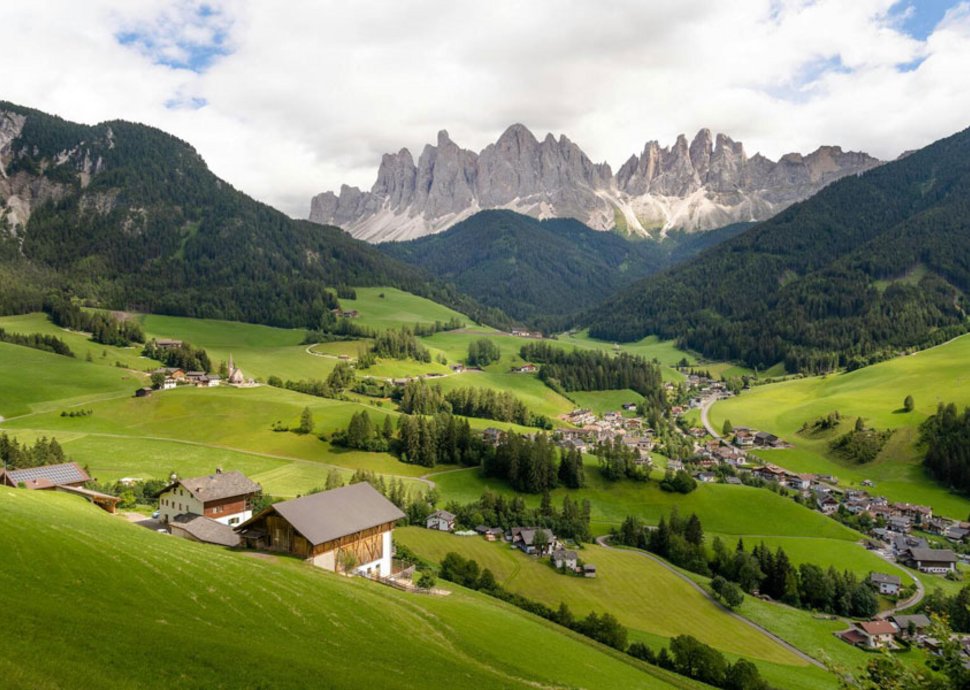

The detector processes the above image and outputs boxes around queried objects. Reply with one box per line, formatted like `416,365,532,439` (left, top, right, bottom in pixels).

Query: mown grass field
395,527,806,666
342,287,477,331
431,458,861,542
569,389,644,415
0,312,154,370
0,342,143,418
0,488,694,690
711,334,970,518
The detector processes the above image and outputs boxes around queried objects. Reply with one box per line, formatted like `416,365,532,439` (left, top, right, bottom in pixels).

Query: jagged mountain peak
309,125,881,242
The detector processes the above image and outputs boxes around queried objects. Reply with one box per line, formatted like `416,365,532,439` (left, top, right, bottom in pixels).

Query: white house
426,510,456,532
869,572,902,596
156,469,261,527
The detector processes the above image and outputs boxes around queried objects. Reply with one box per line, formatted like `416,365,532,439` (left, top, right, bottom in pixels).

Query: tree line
0,433,69,470
615,510,879,618
921,402,970,493
142,339,211,373
0,327,74,357
45,298,144,346
520,342,666,406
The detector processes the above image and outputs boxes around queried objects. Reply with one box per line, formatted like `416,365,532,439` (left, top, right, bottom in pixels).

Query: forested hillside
0,102,505,329
380,210,751,329
587,126,970,372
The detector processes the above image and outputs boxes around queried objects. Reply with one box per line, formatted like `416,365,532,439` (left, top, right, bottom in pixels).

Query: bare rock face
0,108,113,236
310,125,881,242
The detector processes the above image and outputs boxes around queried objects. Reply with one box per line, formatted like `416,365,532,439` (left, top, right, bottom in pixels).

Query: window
229,517,239,526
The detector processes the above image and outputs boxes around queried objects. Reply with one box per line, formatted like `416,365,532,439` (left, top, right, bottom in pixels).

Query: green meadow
431,457,861,542
395,527,805,666
711,333,970,518
0,488,691,690
0,341,143,418
342,286,476,330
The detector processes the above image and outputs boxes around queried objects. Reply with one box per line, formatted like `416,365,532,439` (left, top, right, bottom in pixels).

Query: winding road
699,395,721,438
595,535,827,669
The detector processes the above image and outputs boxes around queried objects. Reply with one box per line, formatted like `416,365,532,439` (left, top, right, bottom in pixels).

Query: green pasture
341,287,477,331
0,342,143,418
0,488,689,690
711,334,970,519
395,527,807,668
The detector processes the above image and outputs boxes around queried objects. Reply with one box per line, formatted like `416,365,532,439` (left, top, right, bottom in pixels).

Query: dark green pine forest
587,126,970,373
0,102,506,330
380,208,751,330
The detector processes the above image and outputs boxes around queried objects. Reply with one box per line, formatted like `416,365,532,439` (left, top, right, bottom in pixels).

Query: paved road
595,535,827,669
872,547,926,618
699,395,721,438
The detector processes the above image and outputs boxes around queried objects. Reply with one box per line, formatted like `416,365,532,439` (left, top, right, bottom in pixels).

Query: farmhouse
511,527,557,556
854,620,897,649
551,549,578,570
511,365,538,374
426,510,456,532
155,338,183,349
890,614,931,639
0,463,121,513
869,572,902,596
236,483,405,577
901,547,958,574
157,469,261,526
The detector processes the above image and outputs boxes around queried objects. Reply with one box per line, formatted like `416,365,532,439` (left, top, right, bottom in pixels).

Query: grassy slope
0,312,155,370
396,527,803,665
0,341,143,418
342,287,476,331
711,334,970,519
396,528,846,690
432,458,860,542
0,488,690,690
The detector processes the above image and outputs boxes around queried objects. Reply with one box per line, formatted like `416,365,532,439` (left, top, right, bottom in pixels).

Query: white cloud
3,0,969,217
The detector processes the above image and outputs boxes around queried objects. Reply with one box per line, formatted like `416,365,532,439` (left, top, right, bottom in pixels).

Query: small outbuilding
426,510,456,532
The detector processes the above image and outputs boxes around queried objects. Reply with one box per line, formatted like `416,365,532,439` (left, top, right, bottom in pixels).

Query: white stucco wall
158,487,203,524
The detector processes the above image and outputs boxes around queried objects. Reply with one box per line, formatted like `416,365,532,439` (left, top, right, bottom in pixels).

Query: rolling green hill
0,101,505,330
588,125,970,372
710,332,970,519
0,487,694,689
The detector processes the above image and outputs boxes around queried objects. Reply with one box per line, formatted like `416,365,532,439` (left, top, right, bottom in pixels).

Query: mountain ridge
585,124,970,373
0,101,507,329
310,124,880,242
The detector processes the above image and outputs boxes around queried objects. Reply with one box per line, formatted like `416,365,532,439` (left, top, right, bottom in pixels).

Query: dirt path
595,535,827,669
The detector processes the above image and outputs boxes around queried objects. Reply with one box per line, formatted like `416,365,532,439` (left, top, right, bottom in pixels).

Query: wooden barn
236,483,405,578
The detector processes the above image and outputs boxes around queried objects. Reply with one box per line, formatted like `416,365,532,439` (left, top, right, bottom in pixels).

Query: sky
3,0,970,217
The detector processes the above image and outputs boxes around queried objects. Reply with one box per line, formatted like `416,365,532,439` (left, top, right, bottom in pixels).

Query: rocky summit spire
309,126,880,241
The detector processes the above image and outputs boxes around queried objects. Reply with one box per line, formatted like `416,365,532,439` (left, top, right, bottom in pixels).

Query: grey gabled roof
166,471,261,503
256,482,405,546
430,510,455,521
891,613,931,629
869,572,901,585
907,547,958,563
171,514,240,547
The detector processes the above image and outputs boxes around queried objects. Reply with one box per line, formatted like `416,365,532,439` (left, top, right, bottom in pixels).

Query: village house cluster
425,510,597,577
551,408,654,463
138,353,252,398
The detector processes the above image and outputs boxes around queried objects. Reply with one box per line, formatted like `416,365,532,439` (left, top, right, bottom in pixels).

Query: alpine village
3,3,970,689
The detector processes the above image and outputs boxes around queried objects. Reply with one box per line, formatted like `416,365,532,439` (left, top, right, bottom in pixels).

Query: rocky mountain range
309,125,881,242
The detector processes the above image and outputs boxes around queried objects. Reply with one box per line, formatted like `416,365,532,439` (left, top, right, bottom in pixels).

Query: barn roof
1,462,90,488
251,483,405,546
